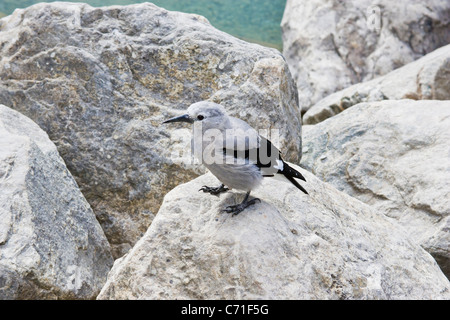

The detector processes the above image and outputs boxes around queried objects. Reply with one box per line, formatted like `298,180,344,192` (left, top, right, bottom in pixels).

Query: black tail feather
281,161,308,194
284,173,308,194
282,161,306,182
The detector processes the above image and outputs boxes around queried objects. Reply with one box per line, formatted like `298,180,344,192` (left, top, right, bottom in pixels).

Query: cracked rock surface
303,44,450,124
282,0,450,112
302,100,450,278
98,168,450,300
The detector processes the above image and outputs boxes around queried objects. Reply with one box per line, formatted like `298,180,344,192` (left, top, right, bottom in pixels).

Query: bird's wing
223,135,282,176
221,119,308,194
224,117,260,151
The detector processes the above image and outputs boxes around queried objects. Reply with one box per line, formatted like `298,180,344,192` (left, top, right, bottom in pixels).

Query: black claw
199,184,229,195
223,198,260,216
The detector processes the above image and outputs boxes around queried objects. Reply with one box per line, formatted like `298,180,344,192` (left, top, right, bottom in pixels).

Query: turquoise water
0,0,286,50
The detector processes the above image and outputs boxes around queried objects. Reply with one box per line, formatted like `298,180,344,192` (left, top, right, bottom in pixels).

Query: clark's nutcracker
163,101,308,215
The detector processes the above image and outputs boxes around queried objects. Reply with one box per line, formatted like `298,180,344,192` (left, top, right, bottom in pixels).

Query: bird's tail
280,160,308,195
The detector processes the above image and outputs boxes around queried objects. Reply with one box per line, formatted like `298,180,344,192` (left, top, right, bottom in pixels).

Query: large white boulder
303,44,450,124
97,169,450,300
281,0,450,112
0,105,113,299
302,99,450,278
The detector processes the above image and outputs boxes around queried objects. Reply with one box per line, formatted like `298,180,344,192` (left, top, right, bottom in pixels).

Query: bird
163,101,308,215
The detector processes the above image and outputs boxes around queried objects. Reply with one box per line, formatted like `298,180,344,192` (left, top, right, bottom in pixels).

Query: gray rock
302,100,450,278
281,0,450,112
0,3,302,257
304,44,450,124
97,168,450,300
0,104,113,299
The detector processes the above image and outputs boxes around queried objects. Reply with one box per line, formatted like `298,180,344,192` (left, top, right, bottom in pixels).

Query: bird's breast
205,160,263,191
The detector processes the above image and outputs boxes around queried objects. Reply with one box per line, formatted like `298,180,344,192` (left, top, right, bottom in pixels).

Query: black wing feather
223,136,308,194
223,136,279,171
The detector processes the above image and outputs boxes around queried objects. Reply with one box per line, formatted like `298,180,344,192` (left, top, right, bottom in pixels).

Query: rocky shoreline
0,1,449,299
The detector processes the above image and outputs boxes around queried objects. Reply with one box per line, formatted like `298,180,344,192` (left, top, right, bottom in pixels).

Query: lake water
0,0,286,50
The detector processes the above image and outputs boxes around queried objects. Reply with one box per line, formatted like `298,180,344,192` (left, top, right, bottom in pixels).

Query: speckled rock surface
97,169,450,300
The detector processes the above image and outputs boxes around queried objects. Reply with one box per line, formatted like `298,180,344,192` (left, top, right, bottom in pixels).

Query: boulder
0,2,302,257
302,100,450,278
304,44,450,124
281,0,450,112
97,169,450,300
0,104,113,299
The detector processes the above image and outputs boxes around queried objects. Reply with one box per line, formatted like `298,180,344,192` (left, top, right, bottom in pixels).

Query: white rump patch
273,159,284,171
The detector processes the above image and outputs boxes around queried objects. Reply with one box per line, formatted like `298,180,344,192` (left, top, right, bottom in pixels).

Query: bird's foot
223,198,261,216
199,184,229,195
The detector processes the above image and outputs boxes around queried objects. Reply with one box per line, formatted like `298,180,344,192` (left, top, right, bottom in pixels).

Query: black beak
162,114,194,124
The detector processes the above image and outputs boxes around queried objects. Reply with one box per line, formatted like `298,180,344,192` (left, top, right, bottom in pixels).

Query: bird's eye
197,115,204,121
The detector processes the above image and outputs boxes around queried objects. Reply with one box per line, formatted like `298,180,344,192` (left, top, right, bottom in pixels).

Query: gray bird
163,101,308,215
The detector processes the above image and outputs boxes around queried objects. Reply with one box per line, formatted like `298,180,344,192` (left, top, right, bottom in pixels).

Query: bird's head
162,101,228,129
